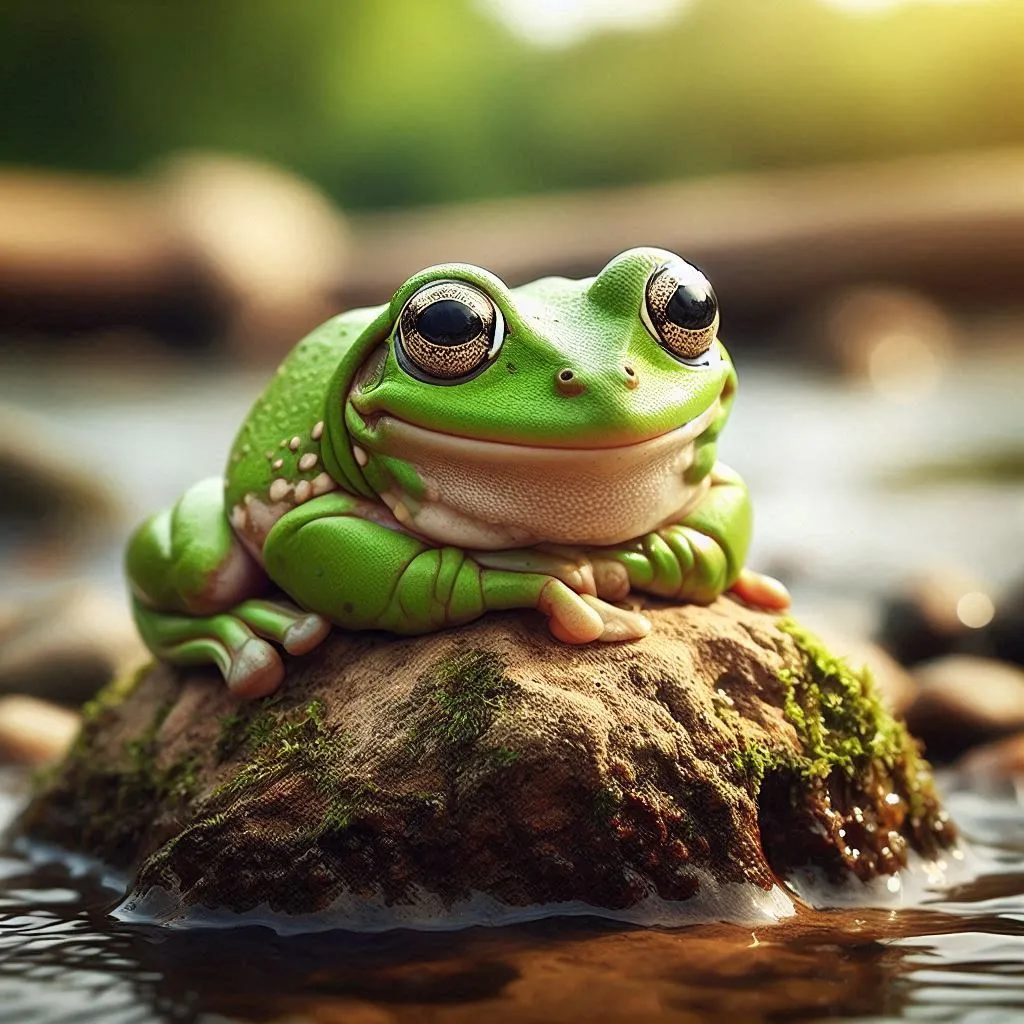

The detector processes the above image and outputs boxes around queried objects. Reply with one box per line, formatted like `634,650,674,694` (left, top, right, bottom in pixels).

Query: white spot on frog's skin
311,472,336,497
294,480,312,504
230,494,293,563
311,421,324,441
265,451,274,460
272,458,284,470
289,436,301,451
299,453,318,472
353,445,368,467
269,478,291,502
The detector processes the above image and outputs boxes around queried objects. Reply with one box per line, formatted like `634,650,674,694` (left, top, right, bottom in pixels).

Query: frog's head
322,247,737,548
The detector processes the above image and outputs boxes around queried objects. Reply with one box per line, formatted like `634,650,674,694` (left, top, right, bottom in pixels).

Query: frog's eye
641,260,720,365
395,280,504,383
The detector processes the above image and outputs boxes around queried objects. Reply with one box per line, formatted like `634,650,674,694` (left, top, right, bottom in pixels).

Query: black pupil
418,299,482,346
666,282,717,331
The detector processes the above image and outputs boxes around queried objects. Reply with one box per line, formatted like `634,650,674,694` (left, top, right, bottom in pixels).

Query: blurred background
1,0,1023,764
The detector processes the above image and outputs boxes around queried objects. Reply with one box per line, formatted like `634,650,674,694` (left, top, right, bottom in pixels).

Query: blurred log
1,149,1022,356
0,169,220,343
344,148,1024,328
0,155,350,357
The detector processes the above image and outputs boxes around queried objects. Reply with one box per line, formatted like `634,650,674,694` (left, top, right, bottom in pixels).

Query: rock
876,571,996,668
904,656,1024,762
0,403,119,553
957,731,1024,783
986,576,1024,668
0,695,80,765
17,601,954,931
0,586,147,706
157,154,350,363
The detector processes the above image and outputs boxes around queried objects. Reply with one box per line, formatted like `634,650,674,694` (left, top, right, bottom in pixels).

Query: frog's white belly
372,402,718,550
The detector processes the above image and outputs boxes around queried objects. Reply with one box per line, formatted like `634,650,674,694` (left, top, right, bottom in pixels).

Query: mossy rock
16,600,956,930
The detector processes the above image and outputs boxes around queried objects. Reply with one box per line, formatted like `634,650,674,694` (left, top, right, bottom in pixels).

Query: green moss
212,699,347,799
80,661,152,724
117,698,199,811
414,649,518,752
592,783,625,824
733,619,928,803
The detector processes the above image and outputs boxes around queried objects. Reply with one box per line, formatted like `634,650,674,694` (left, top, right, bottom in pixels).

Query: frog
126,247,789,699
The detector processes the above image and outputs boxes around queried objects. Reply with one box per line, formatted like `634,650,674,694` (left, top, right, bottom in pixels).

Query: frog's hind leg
131,602,285,698
126,477,328,698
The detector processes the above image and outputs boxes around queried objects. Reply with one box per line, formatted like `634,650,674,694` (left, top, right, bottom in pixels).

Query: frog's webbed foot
132,597,330,700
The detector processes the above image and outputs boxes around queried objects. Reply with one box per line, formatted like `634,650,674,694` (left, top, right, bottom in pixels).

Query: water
4,769,1024,1023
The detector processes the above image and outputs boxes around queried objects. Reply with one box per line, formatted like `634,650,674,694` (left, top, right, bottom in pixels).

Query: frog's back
224,305,381,517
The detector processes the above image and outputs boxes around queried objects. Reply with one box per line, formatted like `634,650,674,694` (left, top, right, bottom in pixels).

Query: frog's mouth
356,400,719,461
347,402,721,549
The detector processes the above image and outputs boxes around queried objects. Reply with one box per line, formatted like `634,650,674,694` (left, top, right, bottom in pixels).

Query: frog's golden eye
395,280,504,382
641,260,720,364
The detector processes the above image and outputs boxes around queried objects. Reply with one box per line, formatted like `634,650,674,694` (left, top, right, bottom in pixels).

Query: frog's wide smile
347,400,720,461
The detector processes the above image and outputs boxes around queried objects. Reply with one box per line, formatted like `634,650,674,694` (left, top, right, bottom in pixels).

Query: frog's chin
351,402,720,550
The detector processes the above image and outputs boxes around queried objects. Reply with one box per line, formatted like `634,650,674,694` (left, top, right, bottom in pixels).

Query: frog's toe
541,579,605,644
590,558,631,601
226,637,285,699
283,612,331,655
580,594,651,642
729,568,791,612
233,598,332,655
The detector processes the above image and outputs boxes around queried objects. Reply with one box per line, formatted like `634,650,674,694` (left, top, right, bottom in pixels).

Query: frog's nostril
555,368,585,396
623,364,639,389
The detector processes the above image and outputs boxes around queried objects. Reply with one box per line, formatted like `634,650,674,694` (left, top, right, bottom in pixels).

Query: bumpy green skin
127,247,776,698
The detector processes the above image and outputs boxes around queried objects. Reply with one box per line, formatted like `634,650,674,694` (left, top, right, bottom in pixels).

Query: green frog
126,247,788,698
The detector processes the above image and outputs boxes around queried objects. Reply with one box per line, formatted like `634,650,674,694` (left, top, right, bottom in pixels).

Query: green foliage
1,1,1023,208
733,619,927,801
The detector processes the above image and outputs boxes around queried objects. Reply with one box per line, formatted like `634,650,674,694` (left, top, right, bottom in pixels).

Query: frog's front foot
539,580,650,644
132,597,330,699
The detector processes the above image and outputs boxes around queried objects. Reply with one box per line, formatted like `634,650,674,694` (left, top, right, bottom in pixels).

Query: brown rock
876,571,996,668
0,586,147,706
17,601,954,931
0,695,80,766
0,403,119,552
957,731,1024,782
905,655,1024,762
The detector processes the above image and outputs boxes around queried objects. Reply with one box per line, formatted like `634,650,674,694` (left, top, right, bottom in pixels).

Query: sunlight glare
481,0,690,47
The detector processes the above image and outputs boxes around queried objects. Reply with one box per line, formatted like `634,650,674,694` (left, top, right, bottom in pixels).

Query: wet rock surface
18,600,954,930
